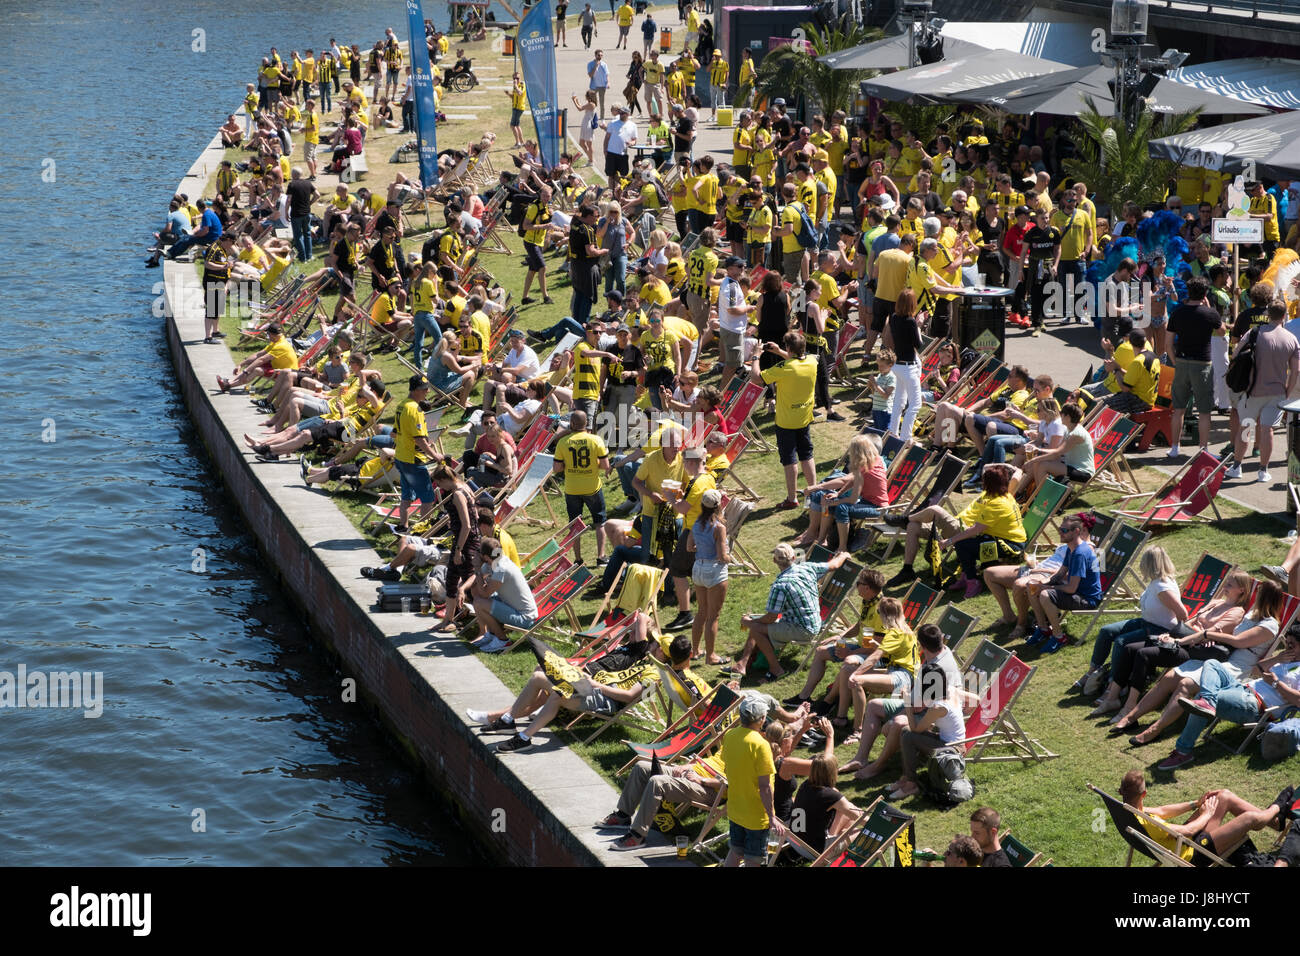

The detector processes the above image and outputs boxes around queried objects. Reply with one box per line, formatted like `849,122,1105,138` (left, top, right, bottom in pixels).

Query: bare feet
838,760,862,775
854,764,883,782
705,655,726,665
1088,699,1120,718
994,616,1017,627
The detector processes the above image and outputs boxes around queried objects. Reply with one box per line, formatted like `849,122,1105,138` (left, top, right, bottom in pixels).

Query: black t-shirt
758,290,789,345
374,210,400,237
889,313,923,364
773,116,793,148
674,117,695,152
1231,305,1269,340
1024,225,1062,261
569,219,599,264
792,782,843,854
977,216,1004,260
1167,301,1223,362
285,178,315,219
369,239,399,279
982,848,1012,868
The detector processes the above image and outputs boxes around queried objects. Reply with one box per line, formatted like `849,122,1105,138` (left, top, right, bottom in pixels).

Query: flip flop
717,665,744,678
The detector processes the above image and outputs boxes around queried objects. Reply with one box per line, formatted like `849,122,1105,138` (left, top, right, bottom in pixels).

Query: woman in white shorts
688,489,730,664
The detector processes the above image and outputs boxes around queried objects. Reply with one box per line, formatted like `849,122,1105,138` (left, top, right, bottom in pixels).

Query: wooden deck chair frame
1113,449,1232,529
497,452,561,530
1069,522,1152,644
502,563,595,651
618,684,742,775
1074,411,1145,498
797,546,864,670
952,641,1057,763
929,604,978,657
1020,477,1071,553
811,797,914,867
714,431,761,502
865,449,958,563
563,676,664,746
1000,830,1050,867
1087,783,1234,867
572,563,668,659
721,495,766,577
719,378,770,452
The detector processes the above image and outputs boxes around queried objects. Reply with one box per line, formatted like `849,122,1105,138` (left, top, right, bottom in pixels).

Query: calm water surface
0,0,488,865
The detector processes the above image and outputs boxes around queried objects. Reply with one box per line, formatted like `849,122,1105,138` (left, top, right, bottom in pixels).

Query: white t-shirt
504,398,541,437
1040,419,1067,446
1225,616,1278,673
1255,661,1300,710
912,648,965,743
1140,579,1181,631
505,344,541,380
718,276,747,334
488,556,538,618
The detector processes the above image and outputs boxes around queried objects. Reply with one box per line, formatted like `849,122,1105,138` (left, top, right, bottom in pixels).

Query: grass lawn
204,29,1300,865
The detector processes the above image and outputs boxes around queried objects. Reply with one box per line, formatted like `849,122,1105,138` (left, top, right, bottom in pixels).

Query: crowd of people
175,9,1300,866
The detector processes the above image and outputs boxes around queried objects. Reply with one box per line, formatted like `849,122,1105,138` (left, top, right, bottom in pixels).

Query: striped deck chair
864,449,958,562
1070,522,1151,643
571,563,668,659
829,320,862,384
527,637,665,745
1069,409,1144,497
502,563,595,650
951,641,1057,762
796,547,864,670
497,453,559,529
929,604,978,656
811,797,914,867
716,372,747,416
1020,477,1070,553
721,495,766,577
1112,449,1231,529
899,580,941,629
713,431,760,501
521,518,587,580
619,684,742,774
719,379,768,451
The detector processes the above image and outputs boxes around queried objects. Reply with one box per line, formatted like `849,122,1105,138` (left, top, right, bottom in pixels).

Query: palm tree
1063,101,1201,216
753,16,881,118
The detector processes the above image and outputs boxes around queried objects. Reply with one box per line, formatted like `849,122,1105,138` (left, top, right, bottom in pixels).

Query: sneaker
520,296,535,304
883,512,909,528
963,578,983,600
666,611,695,631
1156,749,1195,771
611,499,637,517
216,376,231,392
496,733,533,753
212,331,227,339
827,411,846,422
300,455,310,480
596,556,610,567
376,567,401,582
482,715,516,734
884,565,916,589
1043,633,1068,653
1268,785,1296,828
543,296,554,305
597,811,631,829
1225,464,1242,479
1177,696,1216,720
1258,470,1272,483
946,574,968,593
478,636,509,653
1260,565,1289,587
611,832,646,850
782,693,810,708
1024,626,1049,647
1165,445,1181,459
203,336,215,344
1030,327,1041,337
465,708,492,725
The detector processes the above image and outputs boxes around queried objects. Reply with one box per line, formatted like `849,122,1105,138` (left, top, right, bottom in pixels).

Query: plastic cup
401,597,412,615
675,836,689,859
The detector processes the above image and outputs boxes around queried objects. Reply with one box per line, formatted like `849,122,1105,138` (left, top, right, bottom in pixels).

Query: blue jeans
167,231,214,259
291,215,312,263
1090,618,1156,669
572,287,596,325
538,316,586,345
605,254,627,294
834,500,883,524
979,434,1027,469
618,457,640,500
411,310,442,363
729,821,769,860
319,80,331,113
1174,660,1262,754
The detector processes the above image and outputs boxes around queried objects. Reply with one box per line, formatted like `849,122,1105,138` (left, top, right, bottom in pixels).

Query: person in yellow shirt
707,50,728,122
745,180,774,268
812,149,838,233
461,297,493,364
677,47,699,97
553,409,611,564
751,135,777,191
642,52,665,116
720,696,783,865
301,98,320,178
736,49,757,108
507,72,528,147
773,182,810,284
638,270,672,309
218,324,298,391
754,330,818,506
1051,190,1095,322
665,62,685,109
1247,180,1281,252
616,2,636,49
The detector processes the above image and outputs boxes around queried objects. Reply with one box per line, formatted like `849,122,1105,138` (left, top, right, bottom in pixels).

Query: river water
0,0,487,866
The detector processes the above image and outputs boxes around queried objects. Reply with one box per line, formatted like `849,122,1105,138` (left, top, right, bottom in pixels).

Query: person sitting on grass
1117,770,1294,865
216,323,297,392
885,463,1026,600
1153,627,1300,771
468,537,539,654
727,545,851,682
1018,512,1102,653
785,569,885,714
465,611,682,754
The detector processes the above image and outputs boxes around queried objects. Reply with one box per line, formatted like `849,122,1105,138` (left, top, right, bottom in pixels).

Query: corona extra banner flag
406,0,439,187
518,0,561,169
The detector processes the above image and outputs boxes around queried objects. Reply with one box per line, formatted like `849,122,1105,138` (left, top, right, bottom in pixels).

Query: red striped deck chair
570,564,668,660
864,447,952,561
713,431,760,501
716,372,747,415
1069,410,1144,497
681,414,715,450
522,518,588,583
619,684,742,774
829,320,861,383
953,640,1057,762
899,580,940,629
1112,449,1230,528
811,797,914,867
720,379,768,449
503,563,595,650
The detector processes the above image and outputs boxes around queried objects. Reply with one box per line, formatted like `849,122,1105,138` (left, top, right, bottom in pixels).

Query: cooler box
717,106,733,126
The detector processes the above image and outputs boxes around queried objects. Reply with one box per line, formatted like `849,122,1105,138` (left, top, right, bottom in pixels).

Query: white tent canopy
1165,58,1300,112
937,20,1103,68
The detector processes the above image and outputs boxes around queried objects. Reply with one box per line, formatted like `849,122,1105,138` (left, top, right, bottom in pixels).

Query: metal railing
1055,0,1300,16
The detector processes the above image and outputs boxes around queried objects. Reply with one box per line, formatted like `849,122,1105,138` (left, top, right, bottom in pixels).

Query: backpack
920,746,975,806
1224,324,1260,395
791,202,818,249
421,230,446,265
650,177,671,209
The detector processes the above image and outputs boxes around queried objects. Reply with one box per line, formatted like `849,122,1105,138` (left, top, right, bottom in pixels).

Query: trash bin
956,287,1012,362
502,35,515,56
660,28,672,53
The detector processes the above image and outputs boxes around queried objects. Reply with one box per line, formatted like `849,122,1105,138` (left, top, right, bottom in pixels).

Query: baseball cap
606,289,625,302
1014,205,1031,217
682,446,705,461
940,206,956,216
738,695,769,724
507,327,525,338
615,323,631,333
701,488,723,508
813,149,829,163
772,542,796,563
724,255,746,268
772,98,786,107
408,374,430,391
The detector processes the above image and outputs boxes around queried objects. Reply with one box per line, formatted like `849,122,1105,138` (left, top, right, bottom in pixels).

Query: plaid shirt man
765,561,826,635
